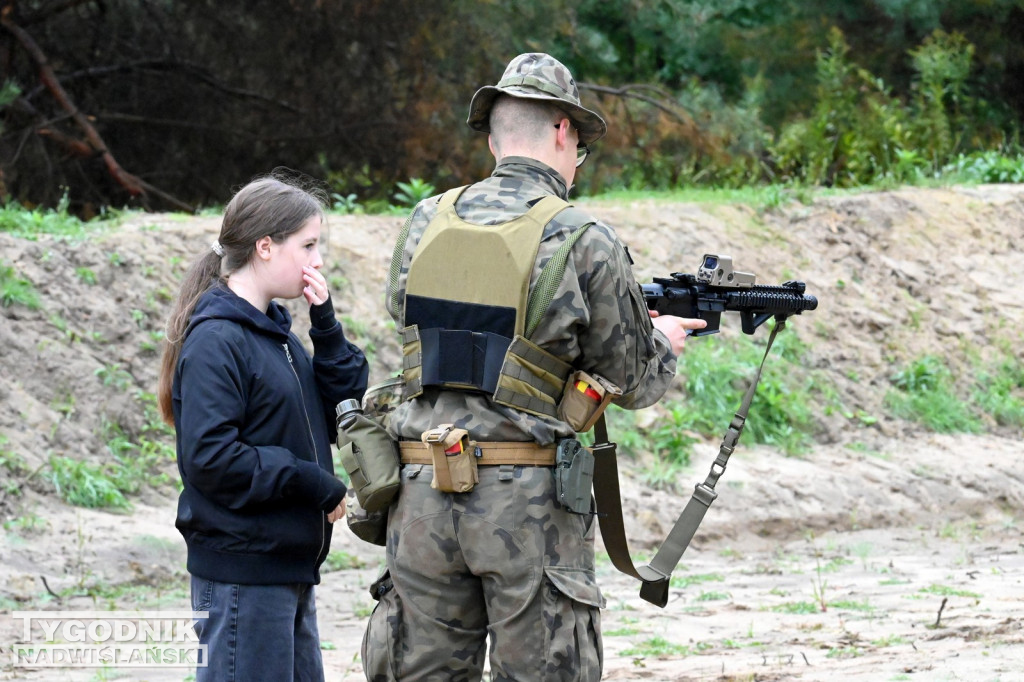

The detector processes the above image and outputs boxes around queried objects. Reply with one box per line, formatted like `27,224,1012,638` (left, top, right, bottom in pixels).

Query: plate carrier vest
396,186,593,418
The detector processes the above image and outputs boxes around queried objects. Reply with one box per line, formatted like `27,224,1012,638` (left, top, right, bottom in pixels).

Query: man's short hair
489,95,562,147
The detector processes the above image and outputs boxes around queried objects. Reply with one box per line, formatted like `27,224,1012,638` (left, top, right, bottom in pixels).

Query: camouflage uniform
362,55,677,682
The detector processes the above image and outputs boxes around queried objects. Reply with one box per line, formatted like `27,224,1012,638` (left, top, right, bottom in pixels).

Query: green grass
0,263,40,309
972,354,1024,429
322,550,367,572
49,455,131,510
670,571,725,589
885,354,984,433
673,328,818,455
919,584,981,599
0,192,104,240
48,391,177,509
620,635,694,657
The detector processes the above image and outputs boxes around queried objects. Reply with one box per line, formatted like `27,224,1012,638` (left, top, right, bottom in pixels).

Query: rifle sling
592,320,785,607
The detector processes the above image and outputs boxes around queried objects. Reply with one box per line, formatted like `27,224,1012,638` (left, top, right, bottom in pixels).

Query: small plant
972,354,1024,429
75,267,98,285
95,363,134,390
49,456,130,510
392,178,436,208
621,635,691,657
330,192,362,214
811,556,829,612
885,354,981,432
0,263,40,309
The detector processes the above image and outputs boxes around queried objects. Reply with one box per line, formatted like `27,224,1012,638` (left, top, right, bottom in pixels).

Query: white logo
11,611,208,668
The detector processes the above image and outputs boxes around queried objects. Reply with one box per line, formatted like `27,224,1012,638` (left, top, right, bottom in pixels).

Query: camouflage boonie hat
467,53,607,145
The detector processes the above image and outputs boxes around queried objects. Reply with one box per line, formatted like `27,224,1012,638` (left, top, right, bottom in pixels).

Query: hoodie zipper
282,341,327,570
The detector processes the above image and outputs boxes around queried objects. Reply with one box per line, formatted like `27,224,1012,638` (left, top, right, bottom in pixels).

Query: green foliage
50,456,130,510
0,80,19,137
48,391,176,509
322,550,367,572
945,150,1024,183
972,355,1024,429
393,178,436,208
0,263,40,309
620,635,692,657
0,192,91,239
885,355,982,433
675,329,817,454
909,30,975,165
75,267,98,285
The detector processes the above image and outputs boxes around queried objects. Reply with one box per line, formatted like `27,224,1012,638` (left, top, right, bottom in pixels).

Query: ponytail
156,250,223,426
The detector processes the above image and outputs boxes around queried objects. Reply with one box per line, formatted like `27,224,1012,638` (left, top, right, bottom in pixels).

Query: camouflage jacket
385,157,677,445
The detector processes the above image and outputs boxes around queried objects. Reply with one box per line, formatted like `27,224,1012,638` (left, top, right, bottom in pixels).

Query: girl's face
263,214,324,300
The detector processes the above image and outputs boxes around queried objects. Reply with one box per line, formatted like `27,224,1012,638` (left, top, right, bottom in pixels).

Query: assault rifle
642,254,818,335
597,254,819,607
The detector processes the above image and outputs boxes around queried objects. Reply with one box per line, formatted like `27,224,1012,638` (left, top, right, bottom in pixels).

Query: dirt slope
1,184,1022,681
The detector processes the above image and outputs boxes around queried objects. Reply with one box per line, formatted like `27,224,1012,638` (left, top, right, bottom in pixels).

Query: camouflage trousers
361,462,605,681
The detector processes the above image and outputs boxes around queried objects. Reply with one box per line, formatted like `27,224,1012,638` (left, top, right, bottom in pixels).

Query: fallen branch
1,7,193,212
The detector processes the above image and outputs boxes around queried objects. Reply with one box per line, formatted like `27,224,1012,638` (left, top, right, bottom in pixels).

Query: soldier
362,53,705,681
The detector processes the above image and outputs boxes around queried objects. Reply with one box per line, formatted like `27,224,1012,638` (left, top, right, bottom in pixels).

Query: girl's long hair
157,172,327,425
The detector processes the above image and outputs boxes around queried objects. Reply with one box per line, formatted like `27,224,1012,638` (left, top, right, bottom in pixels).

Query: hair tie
211,241,224,257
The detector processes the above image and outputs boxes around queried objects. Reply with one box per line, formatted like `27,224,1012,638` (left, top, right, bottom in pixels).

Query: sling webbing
592,320,786,607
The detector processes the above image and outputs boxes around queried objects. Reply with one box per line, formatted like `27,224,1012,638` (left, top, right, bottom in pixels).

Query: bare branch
0,10,193,212
579,82,696,127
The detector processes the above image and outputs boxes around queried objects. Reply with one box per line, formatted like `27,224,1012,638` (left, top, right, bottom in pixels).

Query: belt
399,441,556,466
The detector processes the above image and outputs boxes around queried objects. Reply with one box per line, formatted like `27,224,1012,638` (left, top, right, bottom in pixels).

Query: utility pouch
557,370,622,433
337,411,401,513
344,489,387,546
422,424,477,493
554,438,595,514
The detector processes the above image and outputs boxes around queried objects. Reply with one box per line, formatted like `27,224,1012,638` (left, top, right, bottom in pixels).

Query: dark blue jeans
191,575,325,682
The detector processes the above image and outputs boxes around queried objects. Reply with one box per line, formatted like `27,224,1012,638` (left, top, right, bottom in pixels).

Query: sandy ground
2,432,1022,681
1,184,1023,680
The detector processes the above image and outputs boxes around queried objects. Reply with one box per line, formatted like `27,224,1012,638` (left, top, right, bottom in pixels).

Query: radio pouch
422,424,477,493
337,412,401,513
554,438,595,514
558,370,621,433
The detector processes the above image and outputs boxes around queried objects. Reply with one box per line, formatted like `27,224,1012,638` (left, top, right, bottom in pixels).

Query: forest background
2,0,1024,214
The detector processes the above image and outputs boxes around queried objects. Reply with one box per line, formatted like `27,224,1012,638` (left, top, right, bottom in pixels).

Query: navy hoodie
173,286,368,585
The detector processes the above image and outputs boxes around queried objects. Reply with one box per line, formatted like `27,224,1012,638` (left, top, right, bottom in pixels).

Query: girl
157,173,368,681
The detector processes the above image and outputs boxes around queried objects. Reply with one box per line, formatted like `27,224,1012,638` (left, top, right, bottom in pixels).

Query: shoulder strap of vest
525,208,595,339
387,186,467,318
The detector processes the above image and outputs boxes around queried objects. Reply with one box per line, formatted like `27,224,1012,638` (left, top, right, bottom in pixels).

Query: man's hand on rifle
650,311,707,356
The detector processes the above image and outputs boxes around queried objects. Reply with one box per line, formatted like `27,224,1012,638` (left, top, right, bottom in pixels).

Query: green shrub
0,263,40,309
675,329,816,454
50,456,130,510
972,356,1024,429
885,355,982,433
0,192,89,239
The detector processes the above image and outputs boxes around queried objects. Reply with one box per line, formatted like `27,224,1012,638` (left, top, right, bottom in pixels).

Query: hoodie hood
185,285,292,342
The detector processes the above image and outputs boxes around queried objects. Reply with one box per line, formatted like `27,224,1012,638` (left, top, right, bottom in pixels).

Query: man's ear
254,236,273,261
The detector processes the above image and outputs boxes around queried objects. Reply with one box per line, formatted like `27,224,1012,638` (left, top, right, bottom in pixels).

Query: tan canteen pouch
558,370,621,433
422,424,478,493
